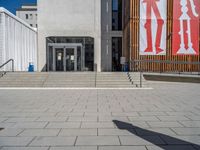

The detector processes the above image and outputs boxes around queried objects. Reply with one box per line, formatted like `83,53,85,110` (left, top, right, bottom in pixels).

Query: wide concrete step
0,72,147,88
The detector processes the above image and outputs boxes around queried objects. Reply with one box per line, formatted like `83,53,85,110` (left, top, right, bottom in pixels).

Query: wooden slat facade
123,0,200,72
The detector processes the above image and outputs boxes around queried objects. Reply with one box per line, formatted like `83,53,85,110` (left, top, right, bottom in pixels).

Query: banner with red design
139,0,167,55
172,0,199,55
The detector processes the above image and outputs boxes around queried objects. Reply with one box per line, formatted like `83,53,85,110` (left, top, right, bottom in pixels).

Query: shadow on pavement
113,120,200,150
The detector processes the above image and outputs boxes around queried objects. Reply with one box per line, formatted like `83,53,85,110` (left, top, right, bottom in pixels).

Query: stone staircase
0,72,147,88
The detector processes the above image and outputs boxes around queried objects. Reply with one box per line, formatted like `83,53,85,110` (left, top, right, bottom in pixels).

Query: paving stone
99,146,147,150
179,121,200,127
98,129,135,136
1,147,49,150
59,129,97,136
50,146,97,150
0,137,34,146
36,117,68,122
147,121,183,128
171,128,200,135
46,122,81,128
146,145,197,150
135,128,176,136
10,122,48,128
0,129,23,136
157,116,190,121
19,129,60,136
81,122,115,128
5,118,38,123
128,116,160,121
30,137,76,146
76,136,120,146
119,135,165,145
68,116,97,122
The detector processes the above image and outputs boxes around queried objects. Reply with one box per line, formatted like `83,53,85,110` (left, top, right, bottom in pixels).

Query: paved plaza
0,81,200,150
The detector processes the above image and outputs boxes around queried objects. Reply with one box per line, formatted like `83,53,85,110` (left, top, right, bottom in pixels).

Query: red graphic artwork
143,0,164,54
172,0,199,55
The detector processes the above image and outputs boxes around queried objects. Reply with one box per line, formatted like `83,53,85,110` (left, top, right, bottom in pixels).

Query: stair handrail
0,59,14,73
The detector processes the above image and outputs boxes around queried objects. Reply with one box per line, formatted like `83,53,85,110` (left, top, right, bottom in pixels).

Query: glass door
55,48,64,71
65,48,77,71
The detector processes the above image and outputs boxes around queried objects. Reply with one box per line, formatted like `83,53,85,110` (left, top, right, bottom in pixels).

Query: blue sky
0,0,37,14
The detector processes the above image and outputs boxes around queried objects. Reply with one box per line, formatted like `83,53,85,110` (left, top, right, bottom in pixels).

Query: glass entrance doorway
55,48,77,71
48,43,84,72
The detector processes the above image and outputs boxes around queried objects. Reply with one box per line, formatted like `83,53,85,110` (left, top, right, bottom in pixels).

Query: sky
0,0,37,14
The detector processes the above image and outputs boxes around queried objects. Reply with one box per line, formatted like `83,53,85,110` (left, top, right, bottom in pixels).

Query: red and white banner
172,0,199,55
139,0,167,55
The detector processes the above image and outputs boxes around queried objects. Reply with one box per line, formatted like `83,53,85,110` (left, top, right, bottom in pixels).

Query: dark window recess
26,14,28,19
112,37,122,71
112,0,122,31
0,128,4,131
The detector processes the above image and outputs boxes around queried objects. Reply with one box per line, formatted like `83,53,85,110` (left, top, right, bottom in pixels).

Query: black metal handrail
130,59,200,87
0,59,14,76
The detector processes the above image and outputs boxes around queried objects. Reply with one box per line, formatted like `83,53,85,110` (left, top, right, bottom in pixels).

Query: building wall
16,8,37,28
101,0,123,71
0,8,37,71
124,0,200,72
37,0,101,71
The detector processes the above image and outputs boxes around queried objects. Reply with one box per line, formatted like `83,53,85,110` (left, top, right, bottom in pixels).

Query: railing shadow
113,120,200,150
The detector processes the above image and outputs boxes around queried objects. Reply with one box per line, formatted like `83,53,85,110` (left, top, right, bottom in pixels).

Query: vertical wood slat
123,0,200,72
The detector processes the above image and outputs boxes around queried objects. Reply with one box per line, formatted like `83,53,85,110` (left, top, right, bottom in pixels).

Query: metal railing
0,59,14,77
130,59,200,87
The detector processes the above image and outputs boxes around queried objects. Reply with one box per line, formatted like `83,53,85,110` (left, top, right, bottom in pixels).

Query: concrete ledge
144,73,200,83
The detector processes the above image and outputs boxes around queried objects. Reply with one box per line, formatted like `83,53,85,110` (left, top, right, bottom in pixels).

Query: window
36,24,38,28
25,14,28,19
30,14,33,19
112,0,122,31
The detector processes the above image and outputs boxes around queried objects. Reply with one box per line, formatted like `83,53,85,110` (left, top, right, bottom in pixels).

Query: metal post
12,59,14,72
140,61,142,88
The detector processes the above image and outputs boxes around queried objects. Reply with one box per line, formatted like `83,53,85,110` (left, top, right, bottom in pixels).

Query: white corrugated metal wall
0,8,37,71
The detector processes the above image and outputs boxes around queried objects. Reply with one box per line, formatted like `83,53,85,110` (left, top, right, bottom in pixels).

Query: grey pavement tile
0,123,16,128
185,115,200,121
5,118,38,123
0,129,23,136
128,116,160,121
99,146,147,150
76,136,120,146
19,129,60,136
146,145,197,150
119,135,165,145
68,116,97,122
0,118,8,123
81,122,115,128
0,137,34,146
36,117,68,122
29,137,76,146
59,129,97,136
160,135,200,145
46,122,81,128
50,146,97,150
10,122,48,129
147,121,183,128
98,116,129,122
98,128,136,136
157,116,190,121
171,128,200,135
1,147,49,150
135,128,176,136
179,121,200,127
139,112,167,116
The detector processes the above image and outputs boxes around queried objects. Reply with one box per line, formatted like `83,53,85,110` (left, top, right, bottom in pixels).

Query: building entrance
48,43,84,72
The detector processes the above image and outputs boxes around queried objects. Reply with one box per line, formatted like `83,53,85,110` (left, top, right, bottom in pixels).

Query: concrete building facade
16,4,37,28
37,0,123,72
